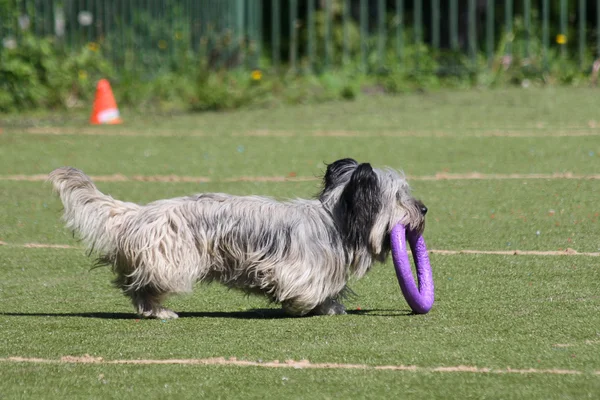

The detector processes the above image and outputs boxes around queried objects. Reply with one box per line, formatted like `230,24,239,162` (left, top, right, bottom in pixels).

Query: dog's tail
48,167,139,254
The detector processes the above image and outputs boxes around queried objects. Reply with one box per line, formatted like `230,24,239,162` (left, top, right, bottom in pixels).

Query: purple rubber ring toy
390,223,434,314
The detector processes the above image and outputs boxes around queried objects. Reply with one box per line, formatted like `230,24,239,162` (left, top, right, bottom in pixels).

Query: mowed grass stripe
3,172,600,183
0,363,596,400
18,126,600,137
2,134,600,176
2,241,600,256
4,87,600,135
1,356,597,376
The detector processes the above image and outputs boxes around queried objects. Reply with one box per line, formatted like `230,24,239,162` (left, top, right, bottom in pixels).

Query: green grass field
1,87,599,399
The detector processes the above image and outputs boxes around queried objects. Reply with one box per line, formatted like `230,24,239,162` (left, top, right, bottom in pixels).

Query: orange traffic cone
90,79,122,125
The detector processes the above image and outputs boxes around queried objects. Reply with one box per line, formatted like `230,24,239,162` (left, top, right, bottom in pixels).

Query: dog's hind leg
129,288,179,320
112,262,180,319
311,298,347,316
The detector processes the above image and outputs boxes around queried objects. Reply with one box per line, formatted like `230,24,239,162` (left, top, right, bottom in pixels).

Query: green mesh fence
2,0,600,75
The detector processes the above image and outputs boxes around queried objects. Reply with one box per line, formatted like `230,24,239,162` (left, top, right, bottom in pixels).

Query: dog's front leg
311,298,347,316
282,297,347,317
130,289,179,320
281,298,345,316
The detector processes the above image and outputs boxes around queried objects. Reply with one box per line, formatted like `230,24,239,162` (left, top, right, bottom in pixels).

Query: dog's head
319,158,427,272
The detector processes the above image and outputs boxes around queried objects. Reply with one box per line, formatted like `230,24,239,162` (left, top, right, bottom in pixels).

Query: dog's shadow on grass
0,308,415,320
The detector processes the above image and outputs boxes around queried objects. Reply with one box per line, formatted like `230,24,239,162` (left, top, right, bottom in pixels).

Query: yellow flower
174,32,183,40
158,40,168,50
78,70,88,80
556,34,567,45
251,70,262,81
87,42,99,52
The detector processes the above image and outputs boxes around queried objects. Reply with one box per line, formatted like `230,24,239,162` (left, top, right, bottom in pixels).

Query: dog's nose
420,205,428,215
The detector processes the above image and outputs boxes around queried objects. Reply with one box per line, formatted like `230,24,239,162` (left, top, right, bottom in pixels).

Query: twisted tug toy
390,224,434,314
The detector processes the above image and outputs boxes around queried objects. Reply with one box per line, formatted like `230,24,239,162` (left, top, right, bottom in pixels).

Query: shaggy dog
48,158,427,319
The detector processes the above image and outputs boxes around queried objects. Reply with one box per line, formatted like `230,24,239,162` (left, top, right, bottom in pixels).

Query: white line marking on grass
0,242,80,249
21,128,207,137
21,243,80,249
410,172,600,181
3,172,600,184
429,249,600,257
2,241,599,256
311,130,600,138
18,127,600,138
0,356,596,375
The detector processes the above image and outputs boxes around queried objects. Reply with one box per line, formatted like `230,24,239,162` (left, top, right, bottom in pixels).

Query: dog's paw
312,299,347,316
141,308,179,320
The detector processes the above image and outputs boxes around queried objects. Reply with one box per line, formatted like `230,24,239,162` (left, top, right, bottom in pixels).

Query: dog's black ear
322,158,358,189
319,158,359,201
340,163,382,248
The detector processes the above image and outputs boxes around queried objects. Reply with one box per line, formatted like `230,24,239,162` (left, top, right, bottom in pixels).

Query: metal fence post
289,0,297,73
505,0,512,56
524,0,531,58
343,0,349,65
450,0,458,51
597,0,600,57
560,0,567,59
432,0,440,50
468,0,476,67
308,0,315,71
325,0,332,70
486,0,494,66
579,0,586,69
257,0,263,69
543,0,549,70
378,0,385,70
396,0,404,64
360,0,367,71
414,0,422,70
272,0,281,71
